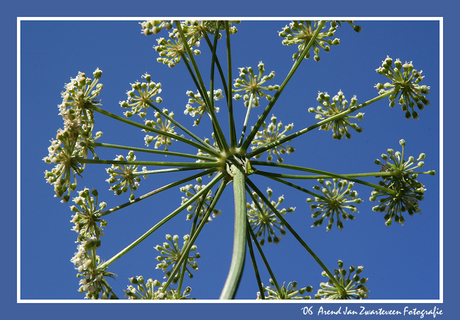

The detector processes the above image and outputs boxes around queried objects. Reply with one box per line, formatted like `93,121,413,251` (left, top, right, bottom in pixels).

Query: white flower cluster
247,187,295,245
143,108,177,150
105,151,142,201
233,62,279,108
184,89,222,126
43,69,104,202
180,177,221,222
154,234,200,284
69,188,116,299
119,73,163,118
251,115,295,163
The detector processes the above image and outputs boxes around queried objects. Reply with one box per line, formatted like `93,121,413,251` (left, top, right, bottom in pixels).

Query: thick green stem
220,164,247,299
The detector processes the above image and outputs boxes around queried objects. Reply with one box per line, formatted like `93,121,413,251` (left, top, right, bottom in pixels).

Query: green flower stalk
370,139,433,226
247,187,295,245
308,90,364,139
375,56,430,119
258,279,313,300
316,260,368,300
307,178,362,231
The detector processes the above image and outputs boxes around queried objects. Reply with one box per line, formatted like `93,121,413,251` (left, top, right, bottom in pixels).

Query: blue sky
4,0,459,313
19,19,440,303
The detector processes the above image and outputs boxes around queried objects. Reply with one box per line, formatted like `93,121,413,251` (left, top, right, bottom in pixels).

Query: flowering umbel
143,108,177,150
180,177,222,222
184,89,223,126
106,151,142,201
247,187,295,245
251,115,295,163
70,188,107,239
154,34,201,68
44,69,104,202
375,56,430,119
43,20,437,301
70,188,117,299
309,90,364,139
279,20,360,62
307,178,362,231
125,275,193,300
257,279,313,300
155,234,200,283
119,73,163,118
316,260,368,300
233,62,279,108
370,139,434,226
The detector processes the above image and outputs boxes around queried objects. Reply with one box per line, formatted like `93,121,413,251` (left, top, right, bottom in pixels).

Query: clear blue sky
20,19,440,302
4,0,457,313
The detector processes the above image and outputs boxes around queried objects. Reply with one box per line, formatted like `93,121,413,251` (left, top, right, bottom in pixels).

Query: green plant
43,20,435,300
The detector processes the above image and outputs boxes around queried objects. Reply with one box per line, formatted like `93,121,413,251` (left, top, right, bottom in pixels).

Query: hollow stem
220,164,247,299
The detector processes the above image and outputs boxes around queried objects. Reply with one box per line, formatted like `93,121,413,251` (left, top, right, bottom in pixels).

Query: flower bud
93,68,102,79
